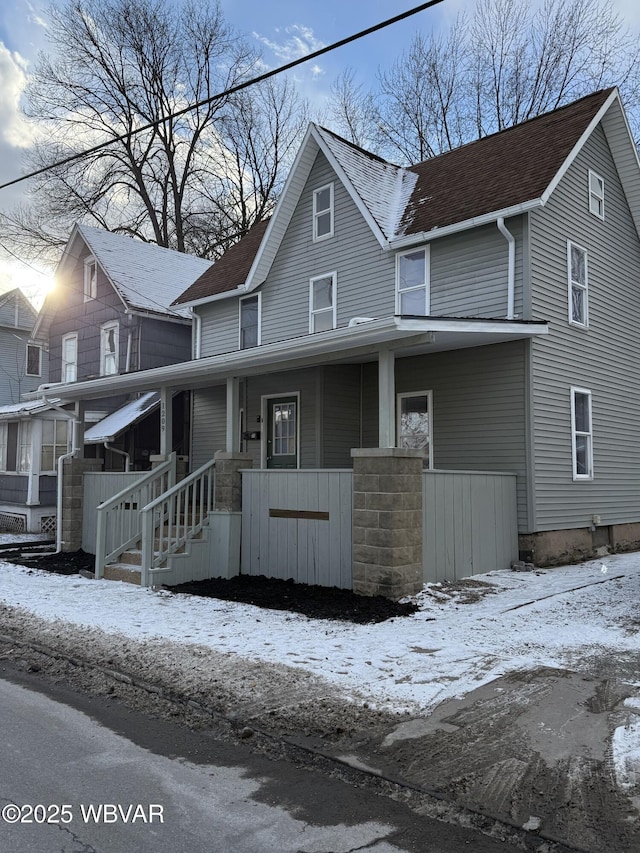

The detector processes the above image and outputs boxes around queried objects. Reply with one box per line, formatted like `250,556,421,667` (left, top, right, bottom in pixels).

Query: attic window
588,170,604,219
313,183,334,241
84,257,97,301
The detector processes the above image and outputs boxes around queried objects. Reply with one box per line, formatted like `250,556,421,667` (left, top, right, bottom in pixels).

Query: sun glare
0,259,55,310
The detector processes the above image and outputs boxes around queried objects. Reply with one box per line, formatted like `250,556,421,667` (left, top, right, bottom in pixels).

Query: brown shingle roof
401,88,614,236
173,219,270,305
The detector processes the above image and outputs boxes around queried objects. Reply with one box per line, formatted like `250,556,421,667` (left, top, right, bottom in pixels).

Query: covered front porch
31,315,547,597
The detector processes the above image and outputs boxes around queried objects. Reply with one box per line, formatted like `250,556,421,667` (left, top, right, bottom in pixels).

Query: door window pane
273,403,296,456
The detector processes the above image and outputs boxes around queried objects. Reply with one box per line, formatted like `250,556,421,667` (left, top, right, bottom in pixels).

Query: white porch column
159,386,172,456
378,349,396,448
226,377,240,453
26,418,41,506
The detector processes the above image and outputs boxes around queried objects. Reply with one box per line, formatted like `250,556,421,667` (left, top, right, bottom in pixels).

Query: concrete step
103,563,141,585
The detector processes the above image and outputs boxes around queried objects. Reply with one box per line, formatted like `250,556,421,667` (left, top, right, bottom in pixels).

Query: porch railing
140,458,216,586
94,454,176,579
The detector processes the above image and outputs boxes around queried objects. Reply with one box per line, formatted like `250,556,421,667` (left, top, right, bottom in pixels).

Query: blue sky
1,0,640,303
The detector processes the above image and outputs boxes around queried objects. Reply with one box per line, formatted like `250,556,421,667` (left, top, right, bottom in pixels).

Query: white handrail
94,454,176,578
140,458,215,586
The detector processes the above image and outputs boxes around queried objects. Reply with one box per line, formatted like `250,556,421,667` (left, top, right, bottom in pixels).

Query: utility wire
0,0,445,192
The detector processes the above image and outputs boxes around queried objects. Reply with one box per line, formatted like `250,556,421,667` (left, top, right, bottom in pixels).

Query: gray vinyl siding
198,298,243,357
0,475,28,502
321,365,362,466
191,385,226,469
430,217,524,319
39,476,57,505
361,342,529,529
529,122,640,530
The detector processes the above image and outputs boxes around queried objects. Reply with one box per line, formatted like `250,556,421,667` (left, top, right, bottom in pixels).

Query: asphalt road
0,663,523,853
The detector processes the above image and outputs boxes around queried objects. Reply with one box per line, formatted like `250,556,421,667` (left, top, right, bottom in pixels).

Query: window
41,419,70,472
17,421,32,473
239,294,261,349
0,423,6,471
309,273,336,333
273,402,296,456
84,257,97,301
568,241,588,328
397,391,433,467
588,170,605,219
313,183,334,241
396,247,429,315
62,333,78,382
100,321,119,375
26,344,42,377
571,388,593,480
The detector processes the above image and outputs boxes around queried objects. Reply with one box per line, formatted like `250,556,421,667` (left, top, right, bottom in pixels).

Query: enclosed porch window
397,391,433,467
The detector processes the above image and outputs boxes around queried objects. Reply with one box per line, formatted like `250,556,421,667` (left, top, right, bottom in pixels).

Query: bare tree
2,0,306,265
328,0,640,164
328,68,380,150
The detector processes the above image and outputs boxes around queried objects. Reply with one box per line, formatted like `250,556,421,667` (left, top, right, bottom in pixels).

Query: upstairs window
41,419,71,472
313,183,334,241
62,333,78,383
568,241,588,328
100,321,119,375
571,388,593,480
396,247,429,315
26,344,42,377
84,257,97,301
588,170,605,219
309,273,336,333
239,294,261,349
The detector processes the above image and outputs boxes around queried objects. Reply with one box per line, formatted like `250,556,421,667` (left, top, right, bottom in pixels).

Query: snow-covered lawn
1,550,639,788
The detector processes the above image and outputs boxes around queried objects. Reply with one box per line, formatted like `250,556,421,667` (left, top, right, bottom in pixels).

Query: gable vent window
396,247,430,315
313,183,334,241
84,257,97,301
567,241,588,328
100,321,119,375
588,170,604,219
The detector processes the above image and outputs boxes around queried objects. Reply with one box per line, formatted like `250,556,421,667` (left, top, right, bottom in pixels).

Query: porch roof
27,316,548,403
0,397,64,420
83,391,160,443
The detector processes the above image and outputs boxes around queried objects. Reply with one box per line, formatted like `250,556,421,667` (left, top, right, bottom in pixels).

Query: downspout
497,217,516,320
190,308,201,359
103,441,130,472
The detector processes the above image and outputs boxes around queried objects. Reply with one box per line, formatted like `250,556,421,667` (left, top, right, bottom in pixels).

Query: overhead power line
0,0,445,192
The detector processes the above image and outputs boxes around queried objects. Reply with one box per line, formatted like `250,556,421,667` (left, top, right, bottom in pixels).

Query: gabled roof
0,287,38,331
172,87,640,307
34,225,213,338
173,219,270,306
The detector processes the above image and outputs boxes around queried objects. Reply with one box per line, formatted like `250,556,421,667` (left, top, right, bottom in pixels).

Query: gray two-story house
33,87,640,591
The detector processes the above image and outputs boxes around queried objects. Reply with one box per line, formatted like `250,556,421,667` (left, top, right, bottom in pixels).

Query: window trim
84,257,97,301
397,390,433,467
312,182,334,242
26,343,42,377
309,272,337,333
239,292,262,350
40,418,71,474
567,240,589,329
396,246,430,316
571,386,594,481
588,169,605,220
61,332,78,383
100,321,119,376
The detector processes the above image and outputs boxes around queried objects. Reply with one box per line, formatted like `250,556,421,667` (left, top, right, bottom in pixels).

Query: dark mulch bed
166,575,419,624
2,548,418,624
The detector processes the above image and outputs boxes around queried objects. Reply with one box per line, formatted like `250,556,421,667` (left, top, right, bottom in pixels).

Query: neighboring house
31,87,640,588
0,225,211,533
0,288,46,405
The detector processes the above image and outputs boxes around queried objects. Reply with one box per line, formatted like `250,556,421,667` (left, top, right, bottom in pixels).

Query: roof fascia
389,199,543,250
177,285,247,309
540,89,619,205
125,308,191,325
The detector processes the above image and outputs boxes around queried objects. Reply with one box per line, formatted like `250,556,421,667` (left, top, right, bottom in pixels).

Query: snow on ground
1,549,640,786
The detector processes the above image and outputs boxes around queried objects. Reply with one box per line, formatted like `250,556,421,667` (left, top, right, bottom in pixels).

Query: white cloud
0,43,37,149
252,24,325,64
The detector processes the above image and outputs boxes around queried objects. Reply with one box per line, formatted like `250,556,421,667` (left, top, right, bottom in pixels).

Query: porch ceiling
27,316,547,402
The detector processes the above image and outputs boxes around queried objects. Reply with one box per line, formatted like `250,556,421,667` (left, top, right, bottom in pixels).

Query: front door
266,396,298,469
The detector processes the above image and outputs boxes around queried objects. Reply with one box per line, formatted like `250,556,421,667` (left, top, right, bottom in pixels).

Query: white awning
83,392,160,443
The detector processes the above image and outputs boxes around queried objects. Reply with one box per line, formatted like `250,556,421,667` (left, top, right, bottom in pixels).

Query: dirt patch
2,549,418,624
